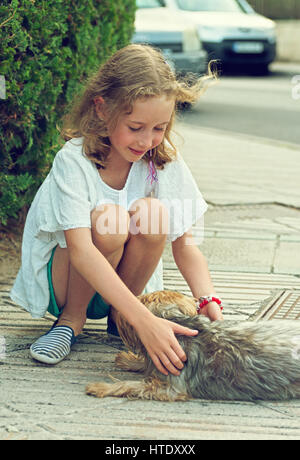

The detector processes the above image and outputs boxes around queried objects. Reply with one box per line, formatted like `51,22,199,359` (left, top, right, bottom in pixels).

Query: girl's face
108,95,175,163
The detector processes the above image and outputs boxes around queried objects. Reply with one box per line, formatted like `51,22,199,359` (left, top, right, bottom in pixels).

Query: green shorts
47,246,111,320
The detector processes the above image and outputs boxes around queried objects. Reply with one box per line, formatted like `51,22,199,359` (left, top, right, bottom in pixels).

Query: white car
161,0,277,73
133,0,208,74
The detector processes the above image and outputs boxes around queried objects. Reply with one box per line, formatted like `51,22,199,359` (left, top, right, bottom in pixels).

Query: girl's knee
129,198,169,239
91,204,130,253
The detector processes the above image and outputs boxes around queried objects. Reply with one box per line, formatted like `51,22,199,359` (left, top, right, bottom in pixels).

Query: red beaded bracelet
197,296,223,313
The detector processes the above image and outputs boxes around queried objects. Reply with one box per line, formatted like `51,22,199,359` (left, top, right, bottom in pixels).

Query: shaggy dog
86,291,300,401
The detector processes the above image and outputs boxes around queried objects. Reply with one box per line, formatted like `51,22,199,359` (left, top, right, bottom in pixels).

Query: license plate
232,41,264,54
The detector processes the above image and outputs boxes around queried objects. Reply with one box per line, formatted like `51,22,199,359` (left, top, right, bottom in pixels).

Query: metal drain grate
254,290,300,321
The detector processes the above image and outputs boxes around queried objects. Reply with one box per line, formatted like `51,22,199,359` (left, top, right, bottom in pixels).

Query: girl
10,44,223,376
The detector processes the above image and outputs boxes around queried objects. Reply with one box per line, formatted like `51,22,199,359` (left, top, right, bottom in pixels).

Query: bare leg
109,198,168,325
51,199,167,334
117,198,168,296
55,259,96,335
52,204,130,335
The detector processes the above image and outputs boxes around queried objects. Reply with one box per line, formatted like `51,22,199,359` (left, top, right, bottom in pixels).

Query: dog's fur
86,290,300,401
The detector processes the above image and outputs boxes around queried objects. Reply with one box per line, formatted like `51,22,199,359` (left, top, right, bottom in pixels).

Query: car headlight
183,28,202,52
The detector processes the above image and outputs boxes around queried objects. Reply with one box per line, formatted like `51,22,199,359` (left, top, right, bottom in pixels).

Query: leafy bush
0,0,136,226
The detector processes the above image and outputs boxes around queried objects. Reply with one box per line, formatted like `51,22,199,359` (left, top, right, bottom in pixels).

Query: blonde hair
61,44,215,169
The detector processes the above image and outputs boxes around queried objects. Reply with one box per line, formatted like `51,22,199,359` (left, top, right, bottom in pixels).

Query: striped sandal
30,322,77,365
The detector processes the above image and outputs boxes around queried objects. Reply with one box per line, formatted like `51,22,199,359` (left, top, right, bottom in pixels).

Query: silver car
133,0,208,74
162,0,277,73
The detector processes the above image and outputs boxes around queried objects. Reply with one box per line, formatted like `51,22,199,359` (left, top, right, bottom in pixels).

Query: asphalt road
181,62,300,147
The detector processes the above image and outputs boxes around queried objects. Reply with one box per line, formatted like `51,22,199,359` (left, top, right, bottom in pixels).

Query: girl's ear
94,96,106,120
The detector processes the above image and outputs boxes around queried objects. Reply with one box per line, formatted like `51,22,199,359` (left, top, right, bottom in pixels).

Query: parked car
133,0,208,75
161,0,277,73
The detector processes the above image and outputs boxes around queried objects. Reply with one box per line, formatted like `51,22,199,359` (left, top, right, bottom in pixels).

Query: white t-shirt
10,137,208,318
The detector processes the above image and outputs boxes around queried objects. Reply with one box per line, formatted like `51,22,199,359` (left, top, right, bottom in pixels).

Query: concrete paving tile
273,241,300,274
201,238,276,273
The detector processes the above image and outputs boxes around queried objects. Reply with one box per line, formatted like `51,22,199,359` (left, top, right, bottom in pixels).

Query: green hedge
0,0,136,226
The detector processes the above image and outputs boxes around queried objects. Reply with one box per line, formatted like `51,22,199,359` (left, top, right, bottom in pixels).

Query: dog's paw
86,382,110,398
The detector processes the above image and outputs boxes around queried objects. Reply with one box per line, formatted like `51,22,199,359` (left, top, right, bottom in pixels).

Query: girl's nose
138,132,152,150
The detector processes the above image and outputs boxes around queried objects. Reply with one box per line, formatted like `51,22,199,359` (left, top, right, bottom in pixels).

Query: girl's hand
199,301,224,322
134,314,198,376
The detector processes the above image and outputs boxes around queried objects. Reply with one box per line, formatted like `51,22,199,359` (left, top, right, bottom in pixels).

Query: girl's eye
128,126,165,132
